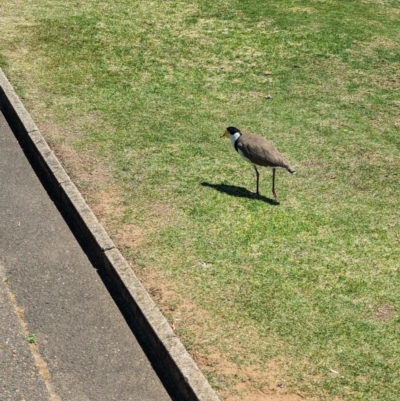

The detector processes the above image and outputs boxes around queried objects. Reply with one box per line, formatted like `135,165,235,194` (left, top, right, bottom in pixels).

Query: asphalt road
0,111,174,401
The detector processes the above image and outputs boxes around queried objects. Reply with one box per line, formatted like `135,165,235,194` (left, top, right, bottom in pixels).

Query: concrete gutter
0,68,220,401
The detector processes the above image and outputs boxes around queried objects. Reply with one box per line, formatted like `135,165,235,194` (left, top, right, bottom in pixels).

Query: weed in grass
27,334,36,344
0,53,8,68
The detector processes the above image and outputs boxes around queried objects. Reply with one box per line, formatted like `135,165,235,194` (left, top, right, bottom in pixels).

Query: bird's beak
221,129,229,138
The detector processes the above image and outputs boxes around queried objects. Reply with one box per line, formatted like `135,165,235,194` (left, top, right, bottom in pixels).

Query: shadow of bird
201,182,279,205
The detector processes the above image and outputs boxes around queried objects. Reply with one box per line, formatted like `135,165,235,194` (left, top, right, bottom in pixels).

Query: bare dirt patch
137,264,317,401
373,304,395,322
36,118,152,251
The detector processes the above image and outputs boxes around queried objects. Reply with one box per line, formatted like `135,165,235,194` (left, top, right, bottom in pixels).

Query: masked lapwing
222,126,296,199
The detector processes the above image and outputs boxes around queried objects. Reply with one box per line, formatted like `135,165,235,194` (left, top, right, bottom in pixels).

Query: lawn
1,0,400,399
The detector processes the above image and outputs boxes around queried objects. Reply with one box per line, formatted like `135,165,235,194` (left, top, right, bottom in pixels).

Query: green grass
1,0,400,399
27,333,37,344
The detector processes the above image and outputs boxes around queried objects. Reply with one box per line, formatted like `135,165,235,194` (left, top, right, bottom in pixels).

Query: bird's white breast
231,134,256,164
229,132,241,148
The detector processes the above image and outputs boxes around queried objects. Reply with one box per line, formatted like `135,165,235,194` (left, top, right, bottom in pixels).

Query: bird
222,126,296,199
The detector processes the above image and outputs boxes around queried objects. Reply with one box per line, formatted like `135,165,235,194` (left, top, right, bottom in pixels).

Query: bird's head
222,126,241,138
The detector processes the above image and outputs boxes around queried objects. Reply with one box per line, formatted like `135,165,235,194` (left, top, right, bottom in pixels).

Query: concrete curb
0,68,220,401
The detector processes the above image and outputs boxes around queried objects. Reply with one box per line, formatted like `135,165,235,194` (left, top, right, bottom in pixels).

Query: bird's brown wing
237,134,292,170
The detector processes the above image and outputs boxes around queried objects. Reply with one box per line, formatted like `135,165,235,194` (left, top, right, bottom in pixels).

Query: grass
27,333,37,344
1,0,400,399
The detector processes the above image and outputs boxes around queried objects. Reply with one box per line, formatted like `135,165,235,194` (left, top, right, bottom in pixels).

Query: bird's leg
253,165,260,196
272,168,277,199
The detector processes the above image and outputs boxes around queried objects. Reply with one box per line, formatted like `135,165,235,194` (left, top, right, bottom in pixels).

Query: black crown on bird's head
226,126,241,135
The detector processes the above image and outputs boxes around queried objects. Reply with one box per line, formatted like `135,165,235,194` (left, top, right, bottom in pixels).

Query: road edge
0,68,220,401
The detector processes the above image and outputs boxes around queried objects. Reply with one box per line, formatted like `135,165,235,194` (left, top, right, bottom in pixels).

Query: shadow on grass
201,182,279,205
